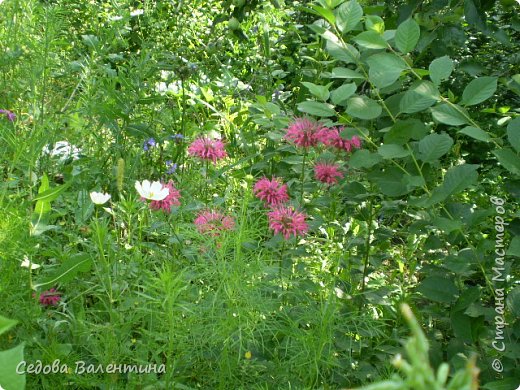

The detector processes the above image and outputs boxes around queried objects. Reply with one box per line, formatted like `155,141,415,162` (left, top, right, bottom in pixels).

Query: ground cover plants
0,0,519,389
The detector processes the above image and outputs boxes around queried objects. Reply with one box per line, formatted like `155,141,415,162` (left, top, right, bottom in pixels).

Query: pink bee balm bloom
149,181,181,212
268,206,308,240
38,288,61,307
314,162,344,185
318,127,362,152
188,137,227,163
253,177,290,206
284,117,324,148
194,210,235,236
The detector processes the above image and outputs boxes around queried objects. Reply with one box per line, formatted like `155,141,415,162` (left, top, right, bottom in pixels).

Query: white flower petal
21,256,41,270
90,191,111,205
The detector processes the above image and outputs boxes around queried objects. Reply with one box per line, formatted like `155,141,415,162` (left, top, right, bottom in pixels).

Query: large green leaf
34,253,93,289
426,164,479,205
460,76,498,106
326,40,359,64
368,167,411,197
395,18,420,53
330,67,365,79
367,53,407,89
34,174,51,215
417,133,453,162
335,0,363,33
507,117,520,153
431,103,470,126
417,276,458,303
400,80,440,114
353,31,388,49
308,4,336,26
0,315,17,336
377,144,410,159
301,82,330,101
349,150,382,168
458,126,492,143
384,119,428,145
492,148,520,175
330,83,357,105
428,55,454,85
297,101,336,117
0,343,25,390
32,180,72,203
346,96,382,120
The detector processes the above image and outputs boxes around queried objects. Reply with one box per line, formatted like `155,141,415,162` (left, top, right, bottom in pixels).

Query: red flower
188,137,227,163
284,117,324,148
149,181,181,212
314,162,344,185
194,210,235,236
317,127,362,152
268,206,308,240
38,288,61,307
253,177,290,206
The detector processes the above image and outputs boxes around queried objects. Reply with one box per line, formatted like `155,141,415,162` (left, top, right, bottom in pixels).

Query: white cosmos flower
21,255,41,270
90,191,111,205
135,180,169,201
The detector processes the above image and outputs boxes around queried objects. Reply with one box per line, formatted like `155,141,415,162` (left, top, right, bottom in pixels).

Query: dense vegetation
0,0,519,389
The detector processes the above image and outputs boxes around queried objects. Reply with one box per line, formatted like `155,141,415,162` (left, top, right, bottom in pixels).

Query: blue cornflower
143,138,157,151
165,160,177,174
168,134,184,141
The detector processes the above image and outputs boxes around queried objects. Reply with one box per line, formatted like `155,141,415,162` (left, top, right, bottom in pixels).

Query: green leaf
507,236,520,257
377,144,410,159
0,343,25,390
346,96,382,120
301,82,331,101
34,174,51,215
431,103,470,126
34,253,93,289
353,31,388,49
400,80,440,114
395,18,420,53
507,286,520,317
368,167,411,196
297,101,336,117
365,15,384,33
460,76,498,106
335,0,363,33
32,181,72,203
428,55,454,85
330,67,365,79
349,150,382,168
367,53,407,89
458,126,492,142
330,83,357,105
326,40,359,64
426,164,479,205
0,315,17,336
417,133,454,162
384,119,428,145
417,276,458,303
308,5,336,26
492,148,520,175
507,117,520,153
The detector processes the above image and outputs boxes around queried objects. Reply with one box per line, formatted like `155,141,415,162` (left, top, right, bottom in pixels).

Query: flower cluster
194,209,235,237
188,137,227,163
253,177,290,206
149,181,181,212
38,288,61,307
284,117,325,148
0,109,16,121
314,162,344,185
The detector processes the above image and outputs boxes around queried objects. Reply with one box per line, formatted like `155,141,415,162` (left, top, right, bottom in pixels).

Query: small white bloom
135,180,169,201
130,9,144,17
90,191,111,205
109,15,123,21
42,141,81,162
21,255,41,270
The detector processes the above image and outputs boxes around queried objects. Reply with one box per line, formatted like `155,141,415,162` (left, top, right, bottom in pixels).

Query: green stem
360,199,373,307
300,149,307,205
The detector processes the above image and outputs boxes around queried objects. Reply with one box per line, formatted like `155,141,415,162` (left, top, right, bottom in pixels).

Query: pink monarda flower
194,210,235,236
317,127,362,152
38,288,61,307
284,117,324,148
149,181,181,212
268,206,308,240
314,162,344,185
188,137,227,163
253,177,290,206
